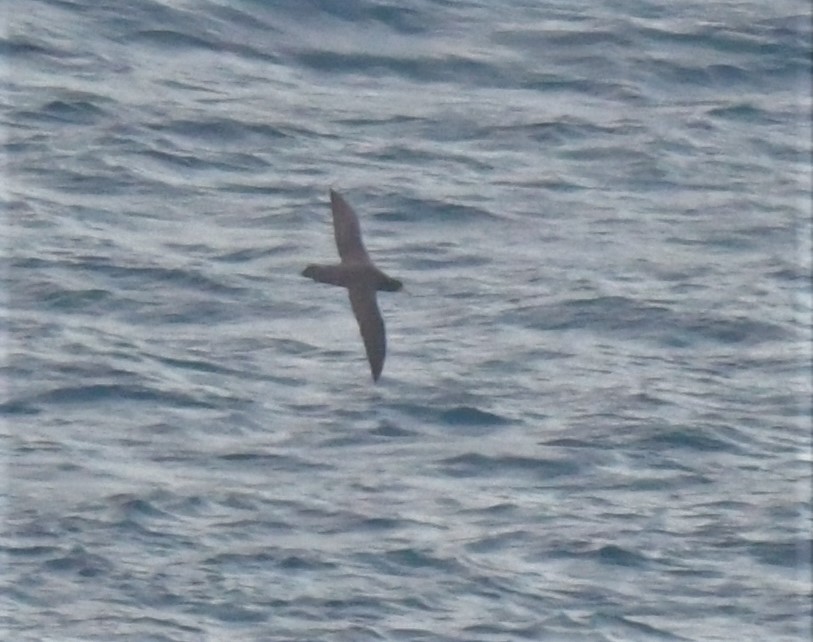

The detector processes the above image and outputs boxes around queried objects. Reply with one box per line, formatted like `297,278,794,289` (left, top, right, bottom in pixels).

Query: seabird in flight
302,189,402,381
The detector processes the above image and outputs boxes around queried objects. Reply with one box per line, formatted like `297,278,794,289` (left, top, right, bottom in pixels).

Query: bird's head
380,276,402,292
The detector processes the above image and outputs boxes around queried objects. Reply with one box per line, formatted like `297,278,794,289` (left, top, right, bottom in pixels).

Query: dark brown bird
302,189,402,381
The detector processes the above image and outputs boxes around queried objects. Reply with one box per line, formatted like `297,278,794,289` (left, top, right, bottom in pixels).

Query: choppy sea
2,1,812,640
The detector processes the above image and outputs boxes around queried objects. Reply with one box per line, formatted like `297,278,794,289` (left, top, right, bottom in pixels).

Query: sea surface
2,1,812,640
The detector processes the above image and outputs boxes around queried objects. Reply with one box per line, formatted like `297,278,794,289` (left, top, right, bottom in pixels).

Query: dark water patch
517,295,671,333
486,117,624,146
203,549,330,572
629,392,673,407
266,337,315,356
40,287,112,312
362,4,426,34
358,140,437,164
214,245,294,263
137,148,224,171
517,296,789,347
204,603,268,624
769,264,809,285
264,0,428,35
362,142,491,171
21,97,108,126
136,26,281,65
463,621,543,640
110,514,190,545
357,517,404,532
277,554,336,571
317,431,376,449
495,25,631,50
639,19,808,65
151,117,290,144
594,544,650,568
27,383,222,409
542,437,596,448
385,196,496,224
336,114,424,128
127,28,220,52
2,544,61,558
748,539,812,568
333,2,427,34
218,151,271,171
112,495,171,520
293,50,495,85
495,174,589,192
643,59,753,90
615,473,713,493
440,453,579,479
590,612,690,641
218,181,303,195
560,143,655,165
464,529,530,554
218,451,329,471
161,241,217,256
23,165,113,194
381,547,461,574
0,399,41,415
697,499,752,512
108,617,203,640
686,315,789,345
60,258,245,296
153,354,240,377
170,494,216,516
635,428,738,453
43,545,113,578
525,74,638,101
707,102,778,123
0,34,62,58
136,147,268,173
467,502,518,517
671,221,797,252
408,252,492,271
550,27,630,49
368,421,416,438
439,406,508,427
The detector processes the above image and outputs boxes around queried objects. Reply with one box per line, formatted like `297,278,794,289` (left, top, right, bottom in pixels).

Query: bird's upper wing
331,189,371,264
348,286,386,381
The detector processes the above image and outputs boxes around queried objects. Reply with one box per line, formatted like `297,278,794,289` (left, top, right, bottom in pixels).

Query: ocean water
2,0,812,640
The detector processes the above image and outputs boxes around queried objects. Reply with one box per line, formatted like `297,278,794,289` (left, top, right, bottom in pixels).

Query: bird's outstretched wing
331,189,371,264
348,286,386,381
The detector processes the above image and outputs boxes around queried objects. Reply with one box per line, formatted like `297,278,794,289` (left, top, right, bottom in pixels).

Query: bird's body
302,263,401,292
302,190,402,381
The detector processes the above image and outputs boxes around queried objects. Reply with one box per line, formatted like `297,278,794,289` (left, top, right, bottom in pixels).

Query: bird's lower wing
348,286,386,381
